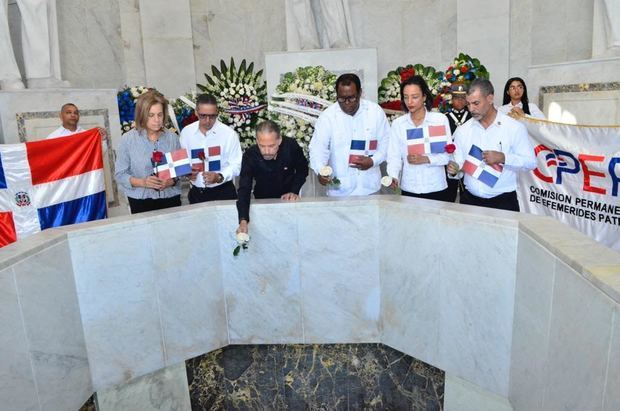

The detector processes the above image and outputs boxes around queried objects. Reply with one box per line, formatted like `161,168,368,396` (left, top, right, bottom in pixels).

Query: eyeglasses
197,113,218,120
337,96,359,104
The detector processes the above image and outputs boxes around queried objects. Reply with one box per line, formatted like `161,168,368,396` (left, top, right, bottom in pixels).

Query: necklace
147,132,160,151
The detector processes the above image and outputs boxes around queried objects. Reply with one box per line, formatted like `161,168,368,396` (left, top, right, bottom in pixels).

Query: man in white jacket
309,73,390,196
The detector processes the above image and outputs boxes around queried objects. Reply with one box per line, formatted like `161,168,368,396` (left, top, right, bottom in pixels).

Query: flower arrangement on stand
117,86,149,134
378,64,450,120
197,58,268,151
117,86,178,134
438,53,490,113
170,91,198,132
444,53,489,83
268,66,337,156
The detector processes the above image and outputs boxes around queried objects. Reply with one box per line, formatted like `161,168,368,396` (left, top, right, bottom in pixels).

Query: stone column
137,0,196,97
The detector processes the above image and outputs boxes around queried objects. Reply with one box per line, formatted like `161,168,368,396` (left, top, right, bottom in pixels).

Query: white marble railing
0,197,618,411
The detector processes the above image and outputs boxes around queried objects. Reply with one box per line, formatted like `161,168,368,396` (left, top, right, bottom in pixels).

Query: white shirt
452,110,536,198
179,120,242,188
309,99,390,196
47,126,85,139
387,111,452,194
498,101,545,119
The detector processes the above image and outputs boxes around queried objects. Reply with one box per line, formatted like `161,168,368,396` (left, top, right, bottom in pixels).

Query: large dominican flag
462,144,504,187
0,128,107,247
407,125,448,155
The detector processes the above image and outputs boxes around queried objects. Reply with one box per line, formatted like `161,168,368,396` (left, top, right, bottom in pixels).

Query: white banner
518,118,620,251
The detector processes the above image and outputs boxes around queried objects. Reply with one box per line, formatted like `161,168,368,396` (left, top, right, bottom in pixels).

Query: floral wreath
437,53,490,113
197,58,267,151
378,64,450,120
268,65,337,156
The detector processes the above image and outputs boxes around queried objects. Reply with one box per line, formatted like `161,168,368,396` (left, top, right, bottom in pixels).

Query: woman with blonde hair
115,90,182,214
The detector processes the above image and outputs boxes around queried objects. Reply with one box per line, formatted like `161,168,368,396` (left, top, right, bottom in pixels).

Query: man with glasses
180,93,242,203
309,73,390,196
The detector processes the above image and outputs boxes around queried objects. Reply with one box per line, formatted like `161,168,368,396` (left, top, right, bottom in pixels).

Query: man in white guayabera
46,103,108,152
309,73,390,196
0,0,67,90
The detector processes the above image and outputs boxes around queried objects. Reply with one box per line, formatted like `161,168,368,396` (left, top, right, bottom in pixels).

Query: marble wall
527,58,620,122
96,362,191,411
190,0,287,89
138,0,196,97
0,197,618,411
0,237,92,411
5,0,598,100
530,0,594,66
380,200,519,397
510,218,620,411
457,0,511,95
56,0,126,90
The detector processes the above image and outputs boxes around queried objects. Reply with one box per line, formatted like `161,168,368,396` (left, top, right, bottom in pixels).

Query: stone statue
285,0,356,50
0,0,67,90
593,0,620,57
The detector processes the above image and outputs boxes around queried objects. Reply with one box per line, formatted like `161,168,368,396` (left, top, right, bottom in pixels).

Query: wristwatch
217,173,224,183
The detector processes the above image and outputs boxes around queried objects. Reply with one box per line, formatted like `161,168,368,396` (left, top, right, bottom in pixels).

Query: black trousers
128,195,182,214
402,187,452,203
188,181,238,204
460,189,520,212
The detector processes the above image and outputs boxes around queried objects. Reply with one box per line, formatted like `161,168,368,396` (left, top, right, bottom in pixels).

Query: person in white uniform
179,93,242,203
309,73,389,196
498,77,545,119
447,79,536,212
386,75,453,202
47,103,84,138
47,103,107,149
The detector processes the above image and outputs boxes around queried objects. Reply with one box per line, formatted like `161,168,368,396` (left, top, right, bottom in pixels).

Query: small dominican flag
462,144,504,187
190,148,205,171
0,128,107,247
154,149,192,179
189,146,222,172
205,146,221,171
406,125,448,155
349,139,378,164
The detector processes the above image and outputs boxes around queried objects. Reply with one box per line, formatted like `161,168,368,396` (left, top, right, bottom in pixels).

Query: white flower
236,232,250,244
381,176,393,187
319,166,333,177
